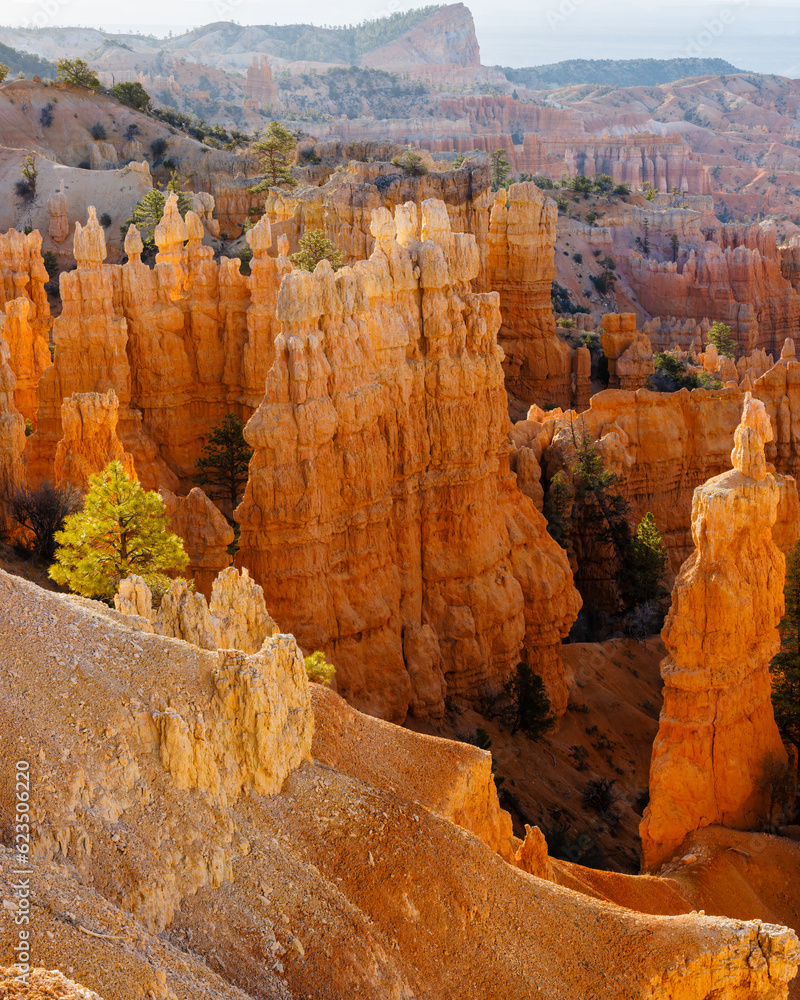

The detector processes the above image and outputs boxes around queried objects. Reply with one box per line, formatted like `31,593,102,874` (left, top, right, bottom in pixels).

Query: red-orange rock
53,389,136,489
236,201,580,723
0,312,25,537
0,227,51,346
26,209,178,492
600,313,654,391
158,487,234,599
1,294,51,424
640,394,789,869
488,183,570,411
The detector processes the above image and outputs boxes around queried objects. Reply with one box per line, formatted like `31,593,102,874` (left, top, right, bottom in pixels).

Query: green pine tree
291,229,344,272
708,321,736,358
304,651,336,686
56,58,100,89
49,461,187,600
489,148,511,191
623,512,668,605
770,540,800,768
670,233,680,262
111,81,151,111
249,121,297,191
193,413,253,513
504,662,554,739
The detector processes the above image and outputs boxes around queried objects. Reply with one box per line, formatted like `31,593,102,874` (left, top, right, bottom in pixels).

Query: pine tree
0,64,9,84
111,81,151,111
124,174,193,253
770,540,800,766
290,230,344,272
543,471,573,549
250,121,297,190
304,651,336,686
572,431,632,565
708,321,736,358
49,461,187,600
504,662,554,739
623,512,668,605
193,413,253,512
489,148,511,191
56,58,100,89
670,233,680,262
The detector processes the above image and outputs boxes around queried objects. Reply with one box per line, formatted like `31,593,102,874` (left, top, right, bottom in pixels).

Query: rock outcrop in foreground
0,569,797,999
236,200,581,722
640,394,788,869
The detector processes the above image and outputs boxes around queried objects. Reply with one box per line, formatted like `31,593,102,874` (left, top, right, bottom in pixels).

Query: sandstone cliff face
25,209,178,493
53,389,136,489
600,313,655,391
628,232,800,356
0,313,25,538
2,294,51,423
639,394,788,869
26,201,289,492
487,183,570,410
158,487,234,598
361,3,481,73
0,227,51,345
533,350,800,603
236,201,580,722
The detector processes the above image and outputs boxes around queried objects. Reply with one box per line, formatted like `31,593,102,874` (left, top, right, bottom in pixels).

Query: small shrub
572,252,583,263
77,161,90,170
39,103,54,127
124,123,140,142
556,195,568,212
98,213,112,228
304,651,336,686
9,481,82,561
24,418,34,437
533,174,556,190
391,149,428,176
613,183,630,196
89,122,107,141
150,137,168,159
581,777,618,815
541,822,605,867
42,250,58,281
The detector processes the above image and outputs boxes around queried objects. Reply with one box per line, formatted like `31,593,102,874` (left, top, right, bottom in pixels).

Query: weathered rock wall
26,202,288,490
0,312,25,538
235,200,581,723
487,183,570,410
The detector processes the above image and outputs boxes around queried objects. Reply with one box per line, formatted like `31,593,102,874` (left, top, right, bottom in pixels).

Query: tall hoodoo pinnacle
640,392,788,869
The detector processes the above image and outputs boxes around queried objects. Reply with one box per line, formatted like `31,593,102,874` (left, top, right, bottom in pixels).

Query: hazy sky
3,0,798,74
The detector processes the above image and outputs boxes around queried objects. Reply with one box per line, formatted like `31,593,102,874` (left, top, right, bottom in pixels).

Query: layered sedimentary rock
0,313,25,537
2,295,51,422
640,395,788,869
26,201,289,491
628,233,800,356
53,389,136,489
0,227,51,345
236,201,580,722
25,210,178,492
532,347,800,603
115,566,278,653
600,313,654,391
487,183,570,410
158,487,234,598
